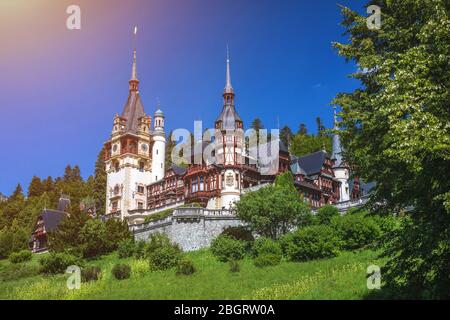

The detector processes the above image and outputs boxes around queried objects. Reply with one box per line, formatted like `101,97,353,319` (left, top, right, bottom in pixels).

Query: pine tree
28,176,44,198
280,125,293,149
298,123,307,135
11,184,24,200
92,147,107,215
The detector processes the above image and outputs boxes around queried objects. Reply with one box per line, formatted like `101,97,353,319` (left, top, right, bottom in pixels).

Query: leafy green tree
235,172,312,239
316,205,340,225
290,133,332,157
333,0,449,299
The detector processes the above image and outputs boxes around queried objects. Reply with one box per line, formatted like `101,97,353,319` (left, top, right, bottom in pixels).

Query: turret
151,107,166,182
331,106,350,202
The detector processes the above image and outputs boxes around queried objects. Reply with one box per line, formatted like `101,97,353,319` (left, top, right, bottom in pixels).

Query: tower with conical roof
331,106,350,202
213,47,244,209
104,27,156,221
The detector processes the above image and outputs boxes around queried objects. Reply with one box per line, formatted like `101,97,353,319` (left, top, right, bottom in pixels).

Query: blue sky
0,0,364,195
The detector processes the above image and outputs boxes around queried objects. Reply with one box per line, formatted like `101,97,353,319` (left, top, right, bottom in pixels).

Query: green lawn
0,249,385,300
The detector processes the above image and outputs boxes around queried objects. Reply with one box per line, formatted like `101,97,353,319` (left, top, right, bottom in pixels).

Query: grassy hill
0,249,385,300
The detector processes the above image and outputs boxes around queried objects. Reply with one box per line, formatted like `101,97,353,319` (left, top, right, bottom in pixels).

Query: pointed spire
131,49,138,81
331,106,344,168
224,44,234,94
129,26,139,91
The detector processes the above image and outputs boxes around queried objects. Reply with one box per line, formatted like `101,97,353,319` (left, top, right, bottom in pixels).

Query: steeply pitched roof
293,150,329,175
121,91,146,133
215,105,242,130
290,161,307,176
331,107,345,168
40,209,67,232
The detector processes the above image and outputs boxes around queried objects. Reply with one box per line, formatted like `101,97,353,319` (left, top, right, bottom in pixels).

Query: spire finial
129,26,139,90
224,44,234,94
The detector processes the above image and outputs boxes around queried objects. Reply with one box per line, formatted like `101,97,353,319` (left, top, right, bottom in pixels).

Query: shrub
144,209,173,223
210,235,246,262
131,259,149,277
252,237,283,267
331,214,381,250
221,226,254,242
252,237,283,257
81,266,101,282
39,252,83,275
0,263,39,281
316,205,340,225
117,239,135,259
229,259,240,273
280,225,341,262
111,263,131,280
176,258,196,275
254,253,282,268
145,233,172,257
133,241,148,259
148,245,181,271
9,250,32,264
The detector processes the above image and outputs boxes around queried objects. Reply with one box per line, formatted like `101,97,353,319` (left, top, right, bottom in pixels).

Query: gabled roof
293,150,329,175
121,91,146,133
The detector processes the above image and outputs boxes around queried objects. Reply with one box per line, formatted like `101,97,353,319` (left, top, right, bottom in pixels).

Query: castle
104,46,363,226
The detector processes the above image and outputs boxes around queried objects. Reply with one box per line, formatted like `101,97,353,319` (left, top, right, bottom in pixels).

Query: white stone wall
131,210,244,251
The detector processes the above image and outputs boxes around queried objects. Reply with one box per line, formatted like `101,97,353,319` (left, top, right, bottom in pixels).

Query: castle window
114,161,120,172
191,179,198,193
137,202,144,210
156,149,158,155
199,176,204,191
139,162,145,172
137,186,144,194
114,185,120,195
112,201,118,212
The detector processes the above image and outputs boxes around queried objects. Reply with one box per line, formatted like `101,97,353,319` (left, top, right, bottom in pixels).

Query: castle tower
151,106,166,182
104,27,153,220
214,47,244,209
331,106,350,202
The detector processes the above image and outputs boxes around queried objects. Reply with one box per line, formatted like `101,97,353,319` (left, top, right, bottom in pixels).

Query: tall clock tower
104,47,153,220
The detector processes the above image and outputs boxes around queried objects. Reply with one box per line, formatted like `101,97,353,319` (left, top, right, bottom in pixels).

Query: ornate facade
104,46,361,225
